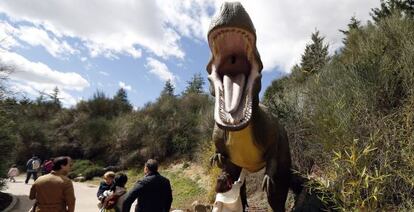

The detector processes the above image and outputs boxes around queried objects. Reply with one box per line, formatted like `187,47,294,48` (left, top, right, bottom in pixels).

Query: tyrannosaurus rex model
206,2,292,211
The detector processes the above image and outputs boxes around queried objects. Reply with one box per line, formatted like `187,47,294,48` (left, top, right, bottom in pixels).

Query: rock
192,201,212,212
74,176,86,182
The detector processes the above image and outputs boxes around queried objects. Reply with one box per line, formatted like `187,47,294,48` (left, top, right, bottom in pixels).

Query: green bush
264,12,414,210
68,160,104,180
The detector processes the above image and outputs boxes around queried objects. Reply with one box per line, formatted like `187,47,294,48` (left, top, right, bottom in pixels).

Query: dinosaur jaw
208,27,260,130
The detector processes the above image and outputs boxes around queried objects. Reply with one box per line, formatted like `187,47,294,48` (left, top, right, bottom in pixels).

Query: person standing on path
29,156,76,212
8,164,19,182
41,158,54,175
25,155,41,184
122,159,173,212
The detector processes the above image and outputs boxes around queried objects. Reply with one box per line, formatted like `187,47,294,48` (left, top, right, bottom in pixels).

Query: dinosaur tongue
223,73,245,113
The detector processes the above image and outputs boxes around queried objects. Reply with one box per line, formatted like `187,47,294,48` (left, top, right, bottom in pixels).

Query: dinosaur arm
211,124,228,168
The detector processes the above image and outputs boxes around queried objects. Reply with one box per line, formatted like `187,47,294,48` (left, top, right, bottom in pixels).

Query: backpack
44,160,53,173
32,159,40,170
102,190,126,209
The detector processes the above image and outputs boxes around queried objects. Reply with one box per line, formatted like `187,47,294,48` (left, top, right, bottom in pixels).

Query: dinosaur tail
289,171,335,211
290,171,306,196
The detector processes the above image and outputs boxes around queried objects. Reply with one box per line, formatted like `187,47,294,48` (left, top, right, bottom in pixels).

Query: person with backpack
25,155,41,184
41,158,54,175
99,173,128,212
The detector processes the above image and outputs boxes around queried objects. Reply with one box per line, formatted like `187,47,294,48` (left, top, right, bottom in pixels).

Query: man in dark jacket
25,155,41,184
122,159,173,212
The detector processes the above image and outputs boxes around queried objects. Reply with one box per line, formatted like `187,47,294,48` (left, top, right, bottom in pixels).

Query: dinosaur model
206,2,292,211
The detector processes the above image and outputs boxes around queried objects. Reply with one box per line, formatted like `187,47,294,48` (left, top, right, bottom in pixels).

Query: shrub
263,12,414,210
68,160,104,180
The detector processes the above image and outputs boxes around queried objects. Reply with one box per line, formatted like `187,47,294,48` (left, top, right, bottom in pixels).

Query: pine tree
340,16,361,36
183,73,205,95
51,86,61,107
339,17,362,46
371,0,414,22
300,30,329,75
161,80,175,97
114,88,132,114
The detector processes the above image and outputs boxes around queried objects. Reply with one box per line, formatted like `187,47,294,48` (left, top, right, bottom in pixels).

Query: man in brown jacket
29,156,76,212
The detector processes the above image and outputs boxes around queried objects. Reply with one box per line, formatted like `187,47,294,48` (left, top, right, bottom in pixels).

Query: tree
183,73,205,95
300,30,329,75
161,80,175,97
339,16,361,36
371,0,414,22
51,86,61,107
113,88,132,114
82,90,114,118
0,63,15,190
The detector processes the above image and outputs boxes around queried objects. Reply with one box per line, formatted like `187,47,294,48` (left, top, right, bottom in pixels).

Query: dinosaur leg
263,157,290,212
263,140,291,212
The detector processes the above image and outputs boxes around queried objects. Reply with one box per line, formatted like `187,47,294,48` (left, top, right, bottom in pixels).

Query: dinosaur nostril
231,55,236,64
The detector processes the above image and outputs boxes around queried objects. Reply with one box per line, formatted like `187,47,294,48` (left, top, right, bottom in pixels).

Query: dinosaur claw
262,175,273,195
218,154,222,165
210,155,217,167
210,153,226,168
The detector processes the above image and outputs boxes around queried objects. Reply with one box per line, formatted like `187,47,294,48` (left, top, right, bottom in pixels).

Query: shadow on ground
10,195,34,212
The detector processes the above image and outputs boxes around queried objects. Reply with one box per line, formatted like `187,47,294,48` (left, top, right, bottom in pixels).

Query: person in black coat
122,159,173,212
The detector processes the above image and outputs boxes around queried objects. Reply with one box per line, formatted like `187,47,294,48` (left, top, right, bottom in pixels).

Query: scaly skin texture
207,2,292,211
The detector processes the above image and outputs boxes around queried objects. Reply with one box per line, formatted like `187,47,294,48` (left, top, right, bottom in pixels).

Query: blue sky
0,0,378,108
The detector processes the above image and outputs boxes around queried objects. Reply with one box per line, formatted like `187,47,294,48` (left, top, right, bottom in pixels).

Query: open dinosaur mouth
208,27,260,130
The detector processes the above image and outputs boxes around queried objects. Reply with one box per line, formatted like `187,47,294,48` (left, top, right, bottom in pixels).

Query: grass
123,165,206,210
164,170,206,209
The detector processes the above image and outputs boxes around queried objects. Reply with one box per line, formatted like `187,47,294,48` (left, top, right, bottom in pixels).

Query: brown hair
215,172,233,193
103,171,116,179
52,156,71,171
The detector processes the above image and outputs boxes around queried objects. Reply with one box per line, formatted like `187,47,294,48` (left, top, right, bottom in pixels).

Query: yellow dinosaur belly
226,124,265,172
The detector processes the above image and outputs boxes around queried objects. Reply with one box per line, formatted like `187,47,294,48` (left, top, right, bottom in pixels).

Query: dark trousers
25,171,38,184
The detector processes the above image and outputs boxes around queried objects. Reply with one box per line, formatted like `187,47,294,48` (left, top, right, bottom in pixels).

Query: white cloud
17,26,77,58
0,0,379,72
145,57,177,84
0,0,194,59
0,50,89,106
119,81,132,91
157,0,215,40
0,21,21,49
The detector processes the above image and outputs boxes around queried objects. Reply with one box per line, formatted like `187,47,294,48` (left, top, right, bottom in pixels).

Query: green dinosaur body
207,2,292,211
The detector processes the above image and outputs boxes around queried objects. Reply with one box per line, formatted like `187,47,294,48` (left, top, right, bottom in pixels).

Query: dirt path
4,174,107,212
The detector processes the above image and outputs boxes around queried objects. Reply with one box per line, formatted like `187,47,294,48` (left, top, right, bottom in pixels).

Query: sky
0,0,379,109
